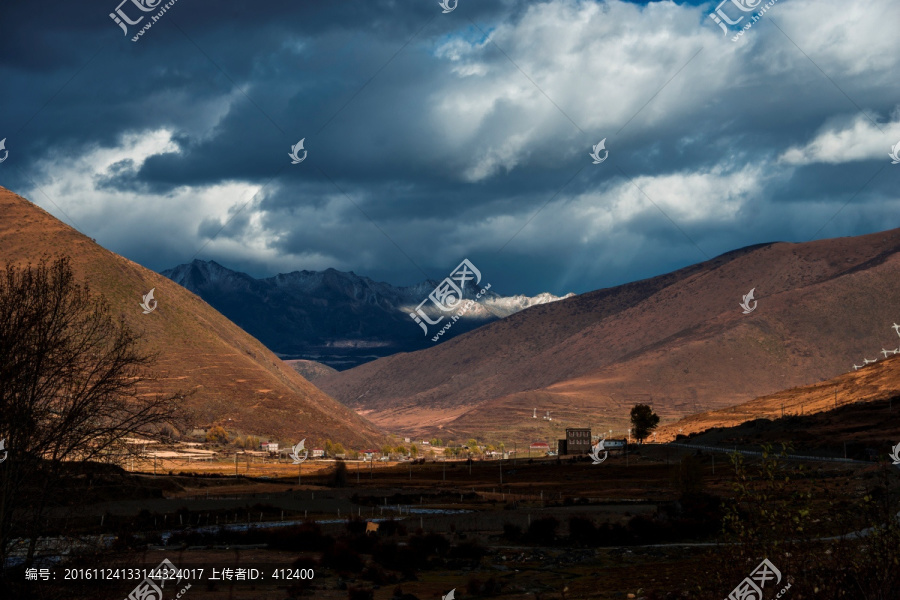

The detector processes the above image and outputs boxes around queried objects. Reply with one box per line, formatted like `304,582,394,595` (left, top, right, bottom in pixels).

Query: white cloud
779,112,900,165
510,163,767,251
431,0,731,177
24,130,294,267
462,130,534,182
769,0,900,79
430,0,900,179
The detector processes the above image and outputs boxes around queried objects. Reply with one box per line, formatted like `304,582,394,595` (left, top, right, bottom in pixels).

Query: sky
0,0,898,296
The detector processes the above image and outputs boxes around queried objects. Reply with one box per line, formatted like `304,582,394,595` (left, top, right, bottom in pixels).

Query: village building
311,448,324,458
529,441,550,456
562,427,592,455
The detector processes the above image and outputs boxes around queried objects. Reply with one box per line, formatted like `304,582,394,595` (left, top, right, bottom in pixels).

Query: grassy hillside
0,187,384,448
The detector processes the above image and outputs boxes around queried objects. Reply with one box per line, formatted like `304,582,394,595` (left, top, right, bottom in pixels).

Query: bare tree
0,257,189,570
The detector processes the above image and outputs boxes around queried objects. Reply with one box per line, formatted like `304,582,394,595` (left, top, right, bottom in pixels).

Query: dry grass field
12,432,897,600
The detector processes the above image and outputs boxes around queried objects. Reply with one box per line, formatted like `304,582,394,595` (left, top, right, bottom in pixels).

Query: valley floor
5,445,898,600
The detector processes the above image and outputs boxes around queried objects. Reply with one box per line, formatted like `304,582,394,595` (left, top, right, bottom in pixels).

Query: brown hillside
284,359,339,382
319,229,900,442
657,352,900,443
0,187,383,448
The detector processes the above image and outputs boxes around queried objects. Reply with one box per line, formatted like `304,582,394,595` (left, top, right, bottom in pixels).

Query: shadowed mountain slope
162,259,573,369
0,187,383,448
318,229,900,442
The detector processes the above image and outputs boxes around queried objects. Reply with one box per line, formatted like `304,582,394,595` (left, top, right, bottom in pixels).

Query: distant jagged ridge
163,260,574,369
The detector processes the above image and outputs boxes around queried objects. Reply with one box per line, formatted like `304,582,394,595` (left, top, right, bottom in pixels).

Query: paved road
666,442,867,464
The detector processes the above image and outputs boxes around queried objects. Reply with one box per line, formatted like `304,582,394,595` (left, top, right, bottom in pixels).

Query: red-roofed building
529,441,550,456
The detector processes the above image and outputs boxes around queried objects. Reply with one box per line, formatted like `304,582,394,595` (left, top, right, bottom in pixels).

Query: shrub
348,586,374,600
291,556,318,570
449,539,486,560
205,426,229,444
502,522,522,541
361,563,397,585
525,516,559,545
330,459,348,487
321,541,363,573
267,522,333,552
378,519,407,537
286,556,317,596
466,576,504,596
409,532,450,557
372,539,418,573
346,517,367,535
567,516,598,546
671,453,704,496
391,586,420,600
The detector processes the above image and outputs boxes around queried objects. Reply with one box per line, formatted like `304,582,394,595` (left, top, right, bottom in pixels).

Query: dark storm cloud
0,0,897,296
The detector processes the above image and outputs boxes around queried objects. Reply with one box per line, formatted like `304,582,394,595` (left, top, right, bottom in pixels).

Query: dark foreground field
4,445,900,600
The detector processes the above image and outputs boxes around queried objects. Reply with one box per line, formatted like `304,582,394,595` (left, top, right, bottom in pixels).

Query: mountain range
0,187,383,448
7,183,900,450
162,259,573,369
316,229,900,442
